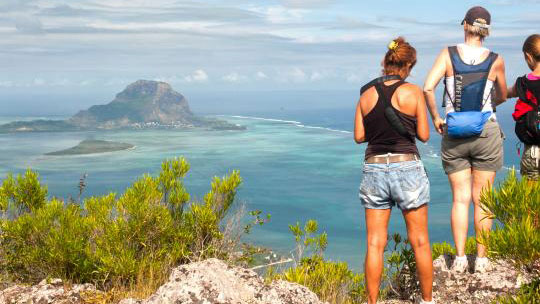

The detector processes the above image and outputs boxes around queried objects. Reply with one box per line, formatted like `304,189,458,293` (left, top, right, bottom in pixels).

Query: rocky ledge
0,259,323,304
0,278,97,304
430,254,532,304
118,258,323,304
0,256,532,304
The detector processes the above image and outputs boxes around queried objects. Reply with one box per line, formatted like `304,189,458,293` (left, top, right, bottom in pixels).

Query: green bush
385,234,478,301
495,280,540,304
431,236,477,260
480,171,540,274
268,220,365,304
0,157,243,289
480,170,540,302
0,169,48,216
385,233,417,300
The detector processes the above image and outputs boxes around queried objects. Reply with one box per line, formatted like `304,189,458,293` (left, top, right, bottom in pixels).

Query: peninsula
0,80,244,132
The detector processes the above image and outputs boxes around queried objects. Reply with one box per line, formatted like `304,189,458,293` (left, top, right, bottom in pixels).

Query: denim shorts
359,160,430,210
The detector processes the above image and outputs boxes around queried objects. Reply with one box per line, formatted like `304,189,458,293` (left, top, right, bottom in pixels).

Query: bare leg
448,168,472,256
403,205,433,302
364,208,391,304
471,169,496,257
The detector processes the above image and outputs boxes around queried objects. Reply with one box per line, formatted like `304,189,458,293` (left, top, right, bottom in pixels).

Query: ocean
0,105,521,270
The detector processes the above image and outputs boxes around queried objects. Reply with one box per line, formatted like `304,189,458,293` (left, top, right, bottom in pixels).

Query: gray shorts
441,120,504,175
359,160,430,210
520,145,540,180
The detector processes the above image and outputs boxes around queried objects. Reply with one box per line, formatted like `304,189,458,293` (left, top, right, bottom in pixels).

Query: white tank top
444,43,496,120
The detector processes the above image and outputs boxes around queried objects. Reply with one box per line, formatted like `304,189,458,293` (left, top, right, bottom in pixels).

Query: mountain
70,80,194,129
0,80,244,132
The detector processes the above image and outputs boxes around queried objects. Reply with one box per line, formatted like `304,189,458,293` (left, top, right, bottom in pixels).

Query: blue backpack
444,46,498,139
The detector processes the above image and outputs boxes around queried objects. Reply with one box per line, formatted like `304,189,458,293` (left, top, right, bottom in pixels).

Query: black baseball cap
461,6,491,28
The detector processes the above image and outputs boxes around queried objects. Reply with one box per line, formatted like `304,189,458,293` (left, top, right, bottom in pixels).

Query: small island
46,139,134,156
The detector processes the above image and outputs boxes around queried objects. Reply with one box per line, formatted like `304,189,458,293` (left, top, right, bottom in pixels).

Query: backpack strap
360,75,402,95
374,80,415,142
482,52,498,111
516,75,539,110
446,46,459,110
446,46,499,112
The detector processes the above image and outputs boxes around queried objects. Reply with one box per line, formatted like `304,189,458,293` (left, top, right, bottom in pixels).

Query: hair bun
383,36,417,78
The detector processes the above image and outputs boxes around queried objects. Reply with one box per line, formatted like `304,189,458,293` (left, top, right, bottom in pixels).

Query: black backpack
515,76,540,145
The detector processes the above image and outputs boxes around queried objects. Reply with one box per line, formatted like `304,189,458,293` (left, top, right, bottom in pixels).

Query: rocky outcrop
379,254,532,304
431,255,531,304
119,258,325,304
0,278,97,304
0,256,530,304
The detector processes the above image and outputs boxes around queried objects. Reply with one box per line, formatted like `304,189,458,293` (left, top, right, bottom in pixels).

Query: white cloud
256,71,268,80
79,79,94,86
51,78,71,86
87,20,221,32
105,78,130,86
15,15,43,34
290,67,307,82
278,67,307,83
279,0,334,8
346,73,362,83
0,81,14,87
222,72,248,83
310,71,324,81
183,69,208,83
32,78,46,86
249,5,305,24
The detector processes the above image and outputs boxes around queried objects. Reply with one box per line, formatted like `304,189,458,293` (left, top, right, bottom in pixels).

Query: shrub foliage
0,157,242,288
268,220,366,304
479,170,540,302
480,171,540,274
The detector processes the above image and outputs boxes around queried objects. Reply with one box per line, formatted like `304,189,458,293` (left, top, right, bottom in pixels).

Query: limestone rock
121,258,325,304
431,255,532,304
0,279,97,304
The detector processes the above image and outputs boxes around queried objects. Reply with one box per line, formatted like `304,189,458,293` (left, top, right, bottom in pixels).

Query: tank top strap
376,80,406,105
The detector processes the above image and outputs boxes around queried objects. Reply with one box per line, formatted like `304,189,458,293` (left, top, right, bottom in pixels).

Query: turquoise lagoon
0,110,520,270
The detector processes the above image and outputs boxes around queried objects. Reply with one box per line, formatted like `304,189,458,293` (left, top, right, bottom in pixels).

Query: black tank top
364,80,419,159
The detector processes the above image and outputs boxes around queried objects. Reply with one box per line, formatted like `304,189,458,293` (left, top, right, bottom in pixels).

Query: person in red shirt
508,34,540,180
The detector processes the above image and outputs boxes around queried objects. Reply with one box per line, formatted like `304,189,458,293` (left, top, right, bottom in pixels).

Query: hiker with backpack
423,6,508,273
355,37,434,304
508,34,540,180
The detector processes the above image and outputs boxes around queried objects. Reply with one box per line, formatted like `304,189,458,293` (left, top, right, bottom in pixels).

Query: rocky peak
113,80,173,104
70,80,194,128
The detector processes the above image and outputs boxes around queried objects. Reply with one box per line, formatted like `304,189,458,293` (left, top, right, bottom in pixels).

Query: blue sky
0,0,539,96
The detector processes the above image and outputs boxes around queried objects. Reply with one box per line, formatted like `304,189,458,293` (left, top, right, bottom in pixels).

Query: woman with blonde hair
423,6,507,273
355,37,433,304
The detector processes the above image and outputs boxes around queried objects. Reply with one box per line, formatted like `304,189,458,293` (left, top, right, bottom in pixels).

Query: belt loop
386,153,390,165
414,154,418,161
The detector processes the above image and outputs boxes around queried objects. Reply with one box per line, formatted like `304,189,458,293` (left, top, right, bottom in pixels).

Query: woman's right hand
433,117,445,135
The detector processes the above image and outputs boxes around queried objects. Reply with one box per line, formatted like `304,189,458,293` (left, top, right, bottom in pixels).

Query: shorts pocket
359,171,377,195
398,166,422,191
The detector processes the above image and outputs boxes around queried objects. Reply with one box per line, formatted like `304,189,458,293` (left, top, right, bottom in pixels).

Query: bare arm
415,87,430,143
507,84,518,99
492,56,508,106
354,97,365,143
423,48,447,135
